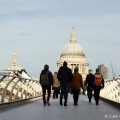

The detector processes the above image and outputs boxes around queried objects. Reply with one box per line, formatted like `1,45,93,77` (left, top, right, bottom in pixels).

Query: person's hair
96,68,100,73
54,72,57,74
44,64,49,70
74,67,78,72
63,61,67,67
89,69,93,73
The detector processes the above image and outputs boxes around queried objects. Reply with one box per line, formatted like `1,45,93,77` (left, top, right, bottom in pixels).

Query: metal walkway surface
0,94,119,120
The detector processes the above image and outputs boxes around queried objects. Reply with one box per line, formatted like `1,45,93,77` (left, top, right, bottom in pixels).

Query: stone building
1,53,31,79
98,64,108,80
57,25,89,80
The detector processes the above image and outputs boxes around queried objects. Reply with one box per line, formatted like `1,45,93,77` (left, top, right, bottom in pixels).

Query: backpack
40,72,50,86
94,74,102,86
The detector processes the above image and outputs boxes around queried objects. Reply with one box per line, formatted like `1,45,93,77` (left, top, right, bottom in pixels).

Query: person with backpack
39,64,53,106
93,68,104,105
85,69,94,103
71,67,83,106
57,61,72,106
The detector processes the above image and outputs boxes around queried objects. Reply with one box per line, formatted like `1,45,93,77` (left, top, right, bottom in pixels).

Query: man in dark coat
93,68,104,105
85,70,94,102
57,61,72,106
40,64,53,106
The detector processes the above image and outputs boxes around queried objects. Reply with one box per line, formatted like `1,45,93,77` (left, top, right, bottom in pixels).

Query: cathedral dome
57,25,89,80
60,25,85,57
61,42,85,57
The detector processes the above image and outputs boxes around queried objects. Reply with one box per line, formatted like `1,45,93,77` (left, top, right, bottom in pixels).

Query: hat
44,64,49,70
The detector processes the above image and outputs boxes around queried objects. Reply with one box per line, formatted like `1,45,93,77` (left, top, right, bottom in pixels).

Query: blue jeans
60,85,69,104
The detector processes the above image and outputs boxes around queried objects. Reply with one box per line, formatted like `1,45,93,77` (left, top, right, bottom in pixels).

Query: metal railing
0,73,42,104
100,78,120,104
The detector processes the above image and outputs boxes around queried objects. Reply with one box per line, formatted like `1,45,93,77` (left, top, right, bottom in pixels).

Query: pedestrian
85,69,94,103
57,61,72,106
93,68,104,105
39,64,53,106
71,67,83,106
53,72,60,99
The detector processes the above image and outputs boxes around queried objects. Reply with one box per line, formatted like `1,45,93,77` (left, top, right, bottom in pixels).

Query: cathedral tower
57,25,89,80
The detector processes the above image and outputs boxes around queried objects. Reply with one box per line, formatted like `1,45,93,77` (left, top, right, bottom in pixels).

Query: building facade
57,25,89,80
1,53,31,79
98,64,108,80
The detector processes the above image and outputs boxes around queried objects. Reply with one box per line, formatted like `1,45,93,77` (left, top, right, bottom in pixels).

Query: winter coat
57,66,72,86
39,69,53,86
53,73,60,87
85,73,94,89
71,72,83,90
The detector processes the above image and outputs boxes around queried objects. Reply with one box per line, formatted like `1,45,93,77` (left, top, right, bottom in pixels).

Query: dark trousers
87,87,93,100
94,87,101,103
42,86,51,104
60,86,69,104
53,87,60,99
72,90,80,104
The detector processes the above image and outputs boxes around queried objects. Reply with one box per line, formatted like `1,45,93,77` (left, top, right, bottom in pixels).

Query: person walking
53,72,60,99
57,61,72,106
39,64,53,106
71,67,83,106
93,68,104,105
85,69,94,103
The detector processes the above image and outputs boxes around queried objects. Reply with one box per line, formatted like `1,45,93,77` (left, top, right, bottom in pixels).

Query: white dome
60,25,85,57
57,25,89,80
61,42,85,57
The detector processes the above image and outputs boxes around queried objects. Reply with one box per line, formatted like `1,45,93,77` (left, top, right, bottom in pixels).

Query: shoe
43,103,46,106
74,103,78,106
74,101,78,106
60,102,63,106
47,103,51,106
89,99,91,103
74,102,78,106
60,99,63,106
96,101,99,105
47,101,51,106
64,102,67,106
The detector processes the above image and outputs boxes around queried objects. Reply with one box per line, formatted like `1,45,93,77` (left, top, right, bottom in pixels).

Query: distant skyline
0,0,120,79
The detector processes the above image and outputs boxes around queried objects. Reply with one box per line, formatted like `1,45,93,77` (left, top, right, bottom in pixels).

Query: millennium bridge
0,70,120,120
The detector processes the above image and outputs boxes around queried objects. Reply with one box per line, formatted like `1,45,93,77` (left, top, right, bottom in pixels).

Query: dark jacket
57,66,72,86
40,69,53,86
85,73,94,88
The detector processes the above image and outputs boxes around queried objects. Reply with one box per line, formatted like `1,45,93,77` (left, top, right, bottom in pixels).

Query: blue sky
0,0,120,79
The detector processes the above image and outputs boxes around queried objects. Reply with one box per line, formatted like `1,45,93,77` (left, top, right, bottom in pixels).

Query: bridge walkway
0,94,119,120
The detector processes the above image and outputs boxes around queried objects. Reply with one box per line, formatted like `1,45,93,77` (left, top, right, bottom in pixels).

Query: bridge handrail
0,96,41,110
100,79,120,104
0,73,42,103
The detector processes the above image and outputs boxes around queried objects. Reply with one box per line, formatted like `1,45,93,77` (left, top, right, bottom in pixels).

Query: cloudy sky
0,0,120,79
